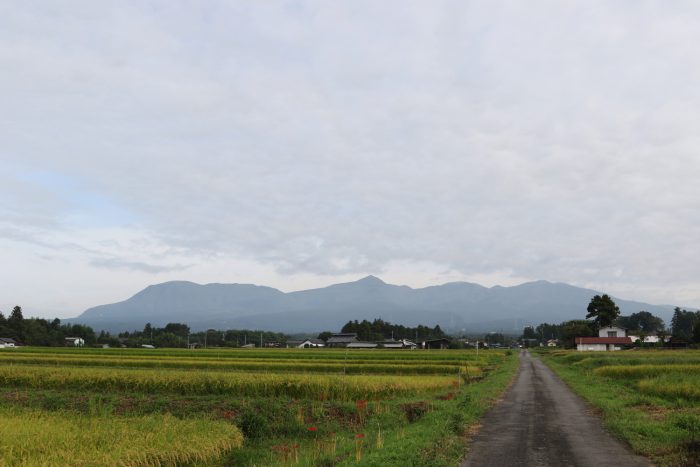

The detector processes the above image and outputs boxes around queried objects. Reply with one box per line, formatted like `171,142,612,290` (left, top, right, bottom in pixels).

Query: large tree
616,311,664,334
586,294,620,329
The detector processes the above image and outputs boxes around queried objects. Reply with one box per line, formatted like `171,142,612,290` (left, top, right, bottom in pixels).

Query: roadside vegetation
540,349,700,466
0,347,517,466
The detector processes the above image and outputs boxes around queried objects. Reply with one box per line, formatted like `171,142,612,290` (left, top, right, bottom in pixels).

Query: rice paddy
0,346,516,466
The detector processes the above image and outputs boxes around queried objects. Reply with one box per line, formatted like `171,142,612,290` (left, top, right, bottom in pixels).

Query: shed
421,338,450,349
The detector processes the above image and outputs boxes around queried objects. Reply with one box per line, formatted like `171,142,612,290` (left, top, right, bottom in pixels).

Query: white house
598,326,626,338
64,337,85,347
0,338,17,348
576,327,633,351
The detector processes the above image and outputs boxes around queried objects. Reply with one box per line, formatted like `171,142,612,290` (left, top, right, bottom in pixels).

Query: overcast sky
2,1,699,318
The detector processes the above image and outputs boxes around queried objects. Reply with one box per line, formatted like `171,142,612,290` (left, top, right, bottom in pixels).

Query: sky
2,1,700,319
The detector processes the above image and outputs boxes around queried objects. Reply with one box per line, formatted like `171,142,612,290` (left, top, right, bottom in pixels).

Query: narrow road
462,350,650,467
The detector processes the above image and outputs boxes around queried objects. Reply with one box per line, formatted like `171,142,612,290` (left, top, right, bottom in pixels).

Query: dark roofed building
326,333,358,348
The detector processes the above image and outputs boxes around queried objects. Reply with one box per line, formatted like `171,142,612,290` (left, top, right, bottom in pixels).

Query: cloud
1,1,700,316
90,258,191,274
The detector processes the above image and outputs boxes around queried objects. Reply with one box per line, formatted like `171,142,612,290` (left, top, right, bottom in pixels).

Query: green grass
541,350,700,466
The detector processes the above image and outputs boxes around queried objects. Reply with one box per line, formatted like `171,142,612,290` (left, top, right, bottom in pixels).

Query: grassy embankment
0,347,517,466
539,349,700,466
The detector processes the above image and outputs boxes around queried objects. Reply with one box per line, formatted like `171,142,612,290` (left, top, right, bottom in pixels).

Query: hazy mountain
70,276,679,334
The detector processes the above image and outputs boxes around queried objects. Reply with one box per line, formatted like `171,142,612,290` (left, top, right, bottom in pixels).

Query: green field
540,349,700,466
0,347,516,466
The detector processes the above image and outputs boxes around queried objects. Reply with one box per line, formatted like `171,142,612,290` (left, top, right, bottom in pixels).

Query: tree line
0,306,96,346
338,318,447,342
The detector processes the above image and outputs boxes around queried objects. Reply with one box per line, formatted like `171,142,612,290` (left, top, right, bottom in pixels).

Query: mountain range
69,276,679,334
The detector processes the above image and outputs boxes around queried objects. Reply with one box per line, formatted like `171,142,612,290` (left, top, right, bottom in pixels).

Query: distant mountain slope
70,276,679,334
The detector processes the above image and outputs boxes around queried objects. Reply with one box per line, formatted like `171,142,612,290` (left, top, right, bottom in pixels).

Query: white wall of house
598,326,626,338
576,343,624,351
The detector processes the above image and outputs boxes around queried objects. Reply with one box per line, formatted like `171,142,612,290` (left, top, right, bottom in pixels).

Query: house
0,337,17,348
326,333,359,348
576,327,632,351
546,339,558,347
64,337,85,347
420,338,450,349
598,326,626,338
141,344,156,349
286,339,326,349
576,337,633,351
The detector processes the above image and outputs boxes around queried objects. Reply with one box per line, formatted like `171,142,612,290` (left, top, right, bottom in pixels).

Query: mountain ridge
70,276,681,334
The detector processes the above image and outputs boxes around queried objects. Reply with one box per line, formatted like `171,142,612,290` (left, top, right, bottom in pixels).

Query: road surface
461,350,650,467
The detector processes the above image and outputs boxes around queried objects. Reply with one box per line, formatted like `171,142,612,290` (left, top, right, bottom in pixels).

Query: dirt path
461,350,650,467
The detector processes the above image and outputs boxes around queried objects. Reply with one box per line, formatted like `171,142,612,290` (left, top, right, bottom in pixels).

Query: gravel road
461,350,651,467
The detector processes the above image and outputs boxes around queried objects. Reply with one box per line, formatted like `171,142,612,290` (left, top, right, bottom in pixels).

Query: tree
317,331,333,342
671,307,699,341
616,311,664,334
559,320,594,348
586,295,620,329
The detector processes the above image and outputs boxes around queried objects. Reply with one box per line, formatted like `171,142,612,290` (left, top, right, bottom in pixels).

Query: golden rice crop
0,407,242,466
0,353,482,375
0,365,458,400
593,364,700,379
637,375,700,401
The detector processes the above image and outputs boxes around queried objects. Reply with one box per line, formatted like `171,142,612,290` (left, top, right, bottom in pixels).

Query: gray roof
327,336,358,344
346,342,378,348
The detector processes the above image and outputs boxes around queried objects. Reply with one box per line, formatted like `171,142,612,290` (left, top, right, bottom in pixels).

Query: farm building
346,342,378,349
420,338,450,349
326,333,359,348
64,337,85,347
286,339,326,348
576,327,632,351
380,339,417,349
0,337,17,348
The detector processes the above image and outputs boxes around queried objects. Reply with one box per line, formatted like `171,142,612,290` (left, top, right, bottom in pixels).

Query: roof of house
576,337,633,345
0,338,17,344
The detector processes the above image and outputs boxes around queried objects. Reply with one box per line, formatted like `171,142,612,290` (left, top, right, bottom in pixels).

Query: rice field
0,346,515,466
0,408,242,466
542,349,700,466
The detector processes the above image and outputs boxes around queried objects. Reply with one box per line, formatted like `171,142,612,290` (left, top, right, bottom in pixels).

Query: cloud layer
2,1,699,317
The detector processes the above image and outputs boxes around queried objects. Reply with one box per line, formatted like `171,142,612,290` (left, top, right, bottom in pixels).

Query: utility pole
260,332,263,348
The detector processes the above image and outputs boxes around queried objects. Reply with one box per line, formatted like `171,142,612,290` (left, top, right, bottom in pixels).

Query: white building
576,326,632,351
64,337,85,347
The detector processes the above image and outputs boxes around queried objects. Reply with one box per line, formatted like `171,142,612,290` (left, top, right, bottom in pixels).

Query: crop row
0,365,461,400
0,354,483,375
0,408,242,466
1,346,504,363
